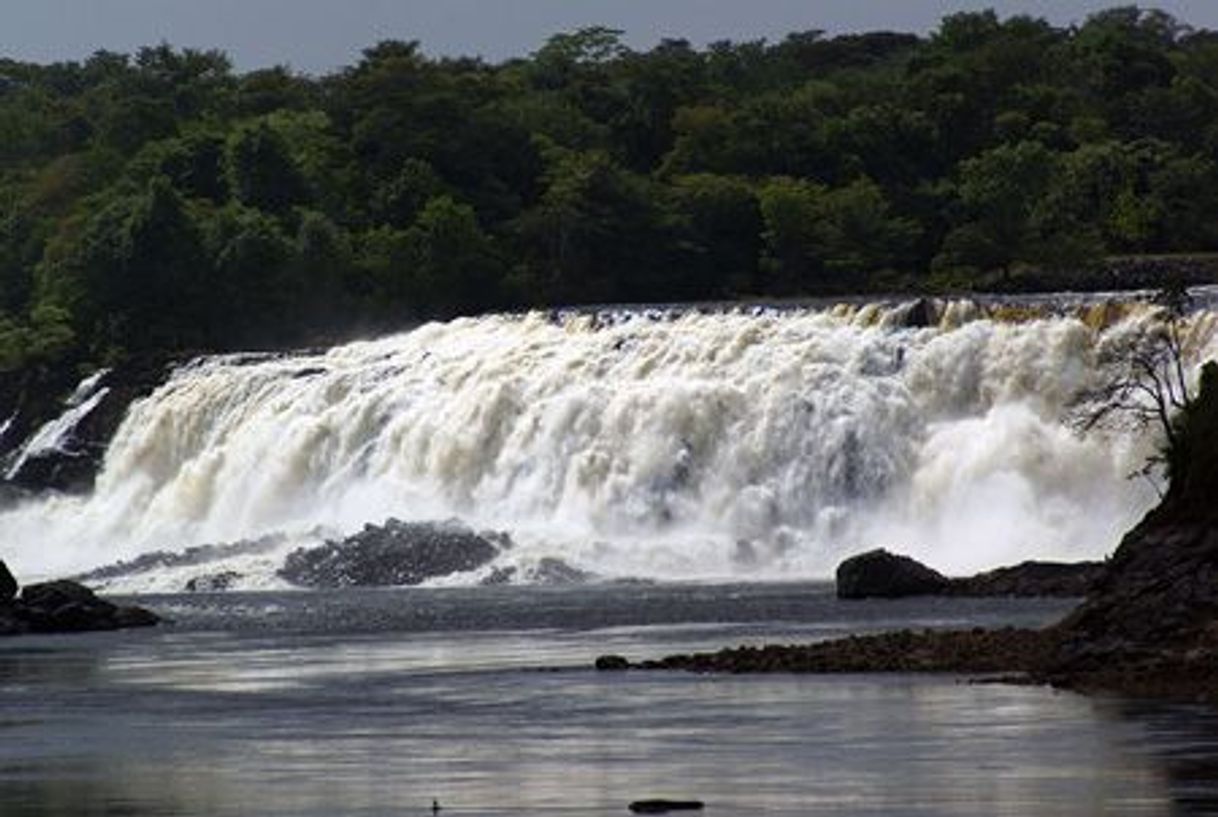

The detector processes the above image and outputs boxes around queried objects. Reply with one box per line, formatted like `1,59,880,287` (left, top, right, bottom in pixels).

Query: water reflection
0,587,1212,816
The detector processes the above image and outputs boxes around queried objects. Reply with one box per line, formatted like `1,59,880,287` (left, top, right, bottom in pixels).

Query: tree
1073,285,1196,493
225,120,309,213
36,176,208,351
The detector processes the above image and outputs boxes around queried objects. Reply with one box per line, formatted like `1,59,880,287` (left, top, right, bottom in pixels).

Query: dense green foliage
3,7,1218,368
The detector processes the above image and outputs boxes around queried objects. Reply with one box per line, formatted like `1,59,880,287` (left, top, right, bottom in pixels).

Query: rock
21,579,102,609
480,558,595,587
949,560,1104,597
481,566,517,586
278,519,505,588
1033,361,1218,701
629,800,704,813
624,627,1058,676
0,559,16,602
3,355,175,494
77,534,286,584
595,655,630,671
184,571,243,593
10,578,159,635
530,558,593,585
894,297,938,328
111,605,163,629
835,550,1102,599
0,606,27,636
835,549,950,599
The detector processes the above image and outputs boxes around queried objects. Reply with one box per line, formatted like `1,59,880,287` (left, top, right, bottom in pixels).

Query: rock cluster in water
0,560,160,635
835,548,1104,599
278,519,507,588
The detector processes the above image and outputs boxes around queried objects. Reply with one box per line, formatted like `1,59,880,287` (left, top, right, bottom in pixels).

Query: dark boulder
278,519,505,588
21,579,103,609
836,549,951,599
0,559,16,602
11,578,159,635
595,654,630,671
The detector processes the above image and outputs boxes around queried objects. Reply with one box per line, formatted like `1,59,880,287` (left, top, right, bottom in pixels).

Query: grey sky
5,1,1218,75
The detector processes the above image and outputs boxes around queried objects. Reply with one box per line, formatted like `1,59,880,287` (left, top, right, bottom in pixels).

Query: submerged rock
184,571,243,593
481,557,595,587
278,519,505,588
835,549,951,599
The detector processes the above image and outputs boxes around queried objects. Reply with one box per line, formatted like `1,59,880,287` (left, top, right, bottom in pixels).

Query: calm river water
1,583,1216,816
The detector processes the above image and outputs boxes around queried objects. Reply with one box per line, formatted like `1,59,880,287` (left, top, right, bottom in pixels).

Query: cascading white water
2,300,1212,590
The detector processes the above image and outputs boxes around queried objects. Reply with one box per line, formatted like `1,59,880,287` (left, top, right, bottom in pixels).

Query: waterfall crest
2,299,1208,588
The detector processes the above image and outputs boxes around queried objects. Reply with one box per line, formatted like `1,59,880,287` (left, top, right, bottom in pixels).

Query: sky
4,1,1218,75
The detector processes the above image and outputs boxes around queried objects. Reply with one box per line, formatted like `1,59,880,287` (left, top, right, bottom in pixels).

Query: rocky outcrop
835,549,951,598
2,355,175,493
0,564,160,636
278,519,506,588
598,627,1058,675
835,549,1102,599
1040,362,1218,701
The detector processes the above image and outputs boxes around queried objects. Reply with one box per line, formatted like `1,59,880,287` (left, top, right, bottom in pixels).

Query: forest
3,5,1218,372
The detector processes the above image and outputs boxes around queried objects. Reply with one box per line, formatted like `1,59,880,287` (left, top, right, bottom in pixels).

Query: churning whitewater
2,299,1211,591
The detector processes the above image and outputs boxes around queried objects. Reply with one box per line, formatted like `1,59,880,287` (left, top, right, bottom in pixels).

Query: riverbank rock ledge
0,564,160,636
835,549,951,598
835,549,1104,599
278,518,506,588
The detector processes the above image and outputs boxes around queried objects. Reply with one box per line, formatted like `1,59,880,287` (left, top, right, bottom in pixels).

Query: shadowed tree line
2,6,1218,372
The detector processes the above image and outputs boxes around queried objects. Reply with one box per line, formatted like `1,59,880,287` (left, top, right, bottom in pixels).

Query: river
2,583,1216,817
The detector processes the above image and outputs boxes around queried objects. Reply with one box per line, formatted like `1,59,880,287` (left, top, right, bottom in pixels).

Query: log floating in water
628,800,705,813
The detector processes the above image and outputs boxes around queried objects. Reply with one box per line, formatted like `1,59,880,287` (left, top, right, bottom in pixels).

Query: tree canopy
2,7,1218,372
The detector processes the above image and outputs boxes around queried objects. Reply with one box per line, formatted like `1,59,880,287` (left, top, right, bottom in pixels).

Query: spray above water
0,298,1209,590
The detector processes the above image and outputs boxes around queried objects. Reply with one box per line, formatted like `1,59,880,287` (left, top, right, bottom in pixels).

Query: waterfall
1,298,1210,589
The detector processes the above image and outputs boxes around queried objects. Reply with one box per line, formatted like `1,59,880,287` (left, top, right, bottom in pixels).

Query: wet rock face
278,519,505,588
0,566,160,636
835,549,951,599
1,355,175,494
